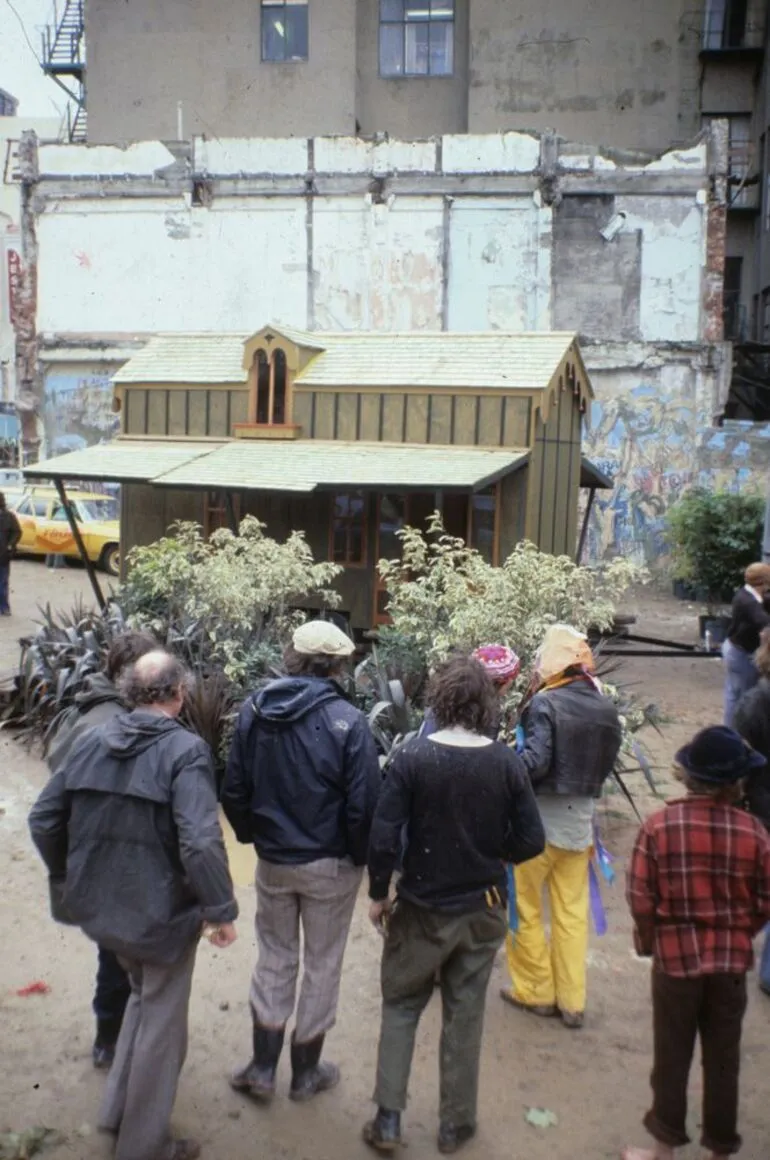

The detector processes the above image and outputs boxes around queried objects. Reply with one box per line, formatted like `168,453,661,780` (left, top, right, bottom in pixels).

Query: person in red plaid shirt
623,726,770,1160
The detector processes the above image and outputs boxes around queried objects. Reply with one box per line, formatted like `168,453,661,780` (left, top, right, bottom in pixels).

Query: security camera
600,211,627,242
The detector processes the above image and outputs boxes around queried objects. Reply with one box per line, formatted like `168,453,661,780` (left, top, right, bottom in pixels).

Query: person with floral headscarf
418,645,520,742
501,624,621,1029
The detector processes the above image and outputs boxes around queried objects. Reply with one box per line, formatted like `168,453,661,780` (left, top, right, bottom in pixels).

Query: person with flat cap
222,619,381,1106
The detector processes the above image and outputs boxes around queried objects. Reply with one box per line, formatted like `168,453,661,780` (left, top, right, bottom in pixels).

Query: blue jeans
0,561,9,614
760,926,770,995
722,639,758,728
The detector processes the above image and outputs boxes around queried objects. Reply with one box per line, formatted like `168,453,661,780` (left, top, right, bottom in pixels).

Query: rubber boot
230,1018,285,1102
92,1016,122,1069
437,1123,476,1154
289,1033,340,1102
363,1109,403,1153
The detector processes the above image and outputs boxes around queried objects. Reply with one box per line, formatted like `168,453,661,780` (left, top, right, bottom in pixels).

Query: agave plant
3,599,129,749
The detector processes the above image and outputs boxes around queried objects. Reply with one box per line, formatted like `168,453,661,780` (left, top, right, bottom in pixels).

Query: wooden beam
53,478,107,610
224,490,239,536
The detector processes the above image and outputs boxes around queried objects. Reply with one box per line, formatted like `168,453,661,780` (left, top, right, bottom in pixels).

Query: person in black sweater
363,656,545,1156
734,627,770,996
723,562,770,727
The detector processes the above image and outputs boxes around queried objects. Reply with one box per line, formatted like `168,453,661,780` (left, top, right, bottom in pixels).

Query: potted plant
666,489,764,645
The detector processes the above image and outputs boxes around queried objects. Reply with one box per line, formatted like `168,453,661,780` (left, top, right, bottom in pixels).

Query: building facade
40,1,770,418
11,125,764,566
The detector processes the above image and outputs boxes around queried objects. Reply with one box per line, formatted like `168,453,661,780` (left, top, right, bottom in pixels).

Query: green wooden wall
123,387,249,437
292,390,531,448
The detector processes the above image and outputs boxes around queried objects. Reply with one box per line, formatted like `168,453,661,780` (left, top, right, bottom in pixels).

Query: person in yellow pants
501,625,622,1029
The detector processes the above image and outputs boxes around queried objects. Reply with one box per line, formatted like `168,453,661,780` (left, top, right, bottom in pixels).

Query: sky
0,0,67,121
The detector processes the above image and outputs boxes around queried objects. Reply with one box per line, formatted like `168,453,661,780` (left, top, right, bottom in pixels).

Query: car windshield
75,498,118,522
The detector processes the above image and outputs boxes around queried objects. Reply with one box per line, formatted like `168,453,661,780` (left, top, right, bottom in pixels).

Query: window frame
204,491,241,538
250,347,292,426
261,0,309,63
379,0,455,79
329,491,368,568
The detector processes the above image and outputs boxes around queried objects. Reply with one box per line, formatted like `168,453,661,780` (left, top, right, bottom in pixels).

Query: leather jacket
519,680,622,798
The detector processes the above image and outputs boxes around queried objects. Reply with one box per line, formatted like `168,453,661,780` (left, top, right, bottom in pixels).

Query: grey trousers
99,943,198,1160
374,900,506,1127
250,857,363,1043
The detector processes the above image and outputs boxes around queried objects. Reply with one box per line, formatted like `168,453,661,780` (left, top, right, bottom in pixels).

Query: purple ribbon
506,863,518,933
588,861,608,935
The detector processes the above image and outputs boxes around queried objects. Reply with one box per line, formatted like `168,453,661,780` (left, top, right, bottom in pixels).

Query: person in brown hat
222,619,381,1106
722,561,770,727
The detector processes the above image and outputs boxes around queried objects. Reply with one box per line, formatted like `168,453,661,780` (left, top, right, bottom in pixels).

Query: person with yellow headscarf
501,624,622,1028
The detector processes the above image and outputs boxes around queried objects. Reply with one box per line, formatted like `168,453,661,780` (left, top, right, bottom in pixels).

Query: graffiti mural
43,366,120,458
582,369,768,565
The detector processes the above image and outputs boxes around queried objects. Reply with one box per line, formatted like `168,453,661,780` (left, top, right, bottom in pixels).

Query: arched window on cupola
252,347,289,425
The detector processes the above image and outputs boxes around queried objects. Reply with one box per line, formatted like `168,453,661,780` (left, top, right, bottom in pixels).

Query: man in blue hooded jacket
222,619,381,1106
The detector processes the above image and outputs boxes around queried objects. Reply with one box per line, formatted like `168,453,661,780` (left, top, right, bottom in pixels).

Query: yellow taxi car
11,488,121,576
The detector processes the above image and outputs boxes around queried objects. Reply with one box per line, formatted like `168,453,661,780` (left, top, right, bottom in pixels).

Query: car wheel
101,543,120,577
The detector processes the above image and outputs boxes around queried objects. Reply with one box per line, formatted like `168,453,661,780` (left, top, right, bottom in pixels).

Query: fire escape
41,0,86,142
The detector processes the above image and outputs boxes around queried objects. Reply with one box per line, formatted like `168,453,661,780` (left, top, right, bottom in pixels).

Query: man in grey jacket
30,650,238,1160
46,628,157,1067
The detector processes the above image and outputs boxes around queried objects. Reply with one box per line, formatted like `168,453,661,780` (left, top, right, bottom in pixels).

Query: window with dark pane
273,349,287,424
469,487,496,564
255,349,270,423
331,492,367,565
262,0,309,62
379,0,454,77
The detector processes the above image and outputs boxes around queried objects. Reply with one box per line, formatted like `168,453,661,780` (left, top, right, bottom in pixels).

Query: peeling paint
442,132,541,174
16,127,743,560
38,140,178,177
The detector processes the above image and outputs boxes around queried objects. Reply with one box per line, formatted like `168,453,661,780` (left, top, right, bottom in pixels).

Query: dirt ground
1,560,768,1160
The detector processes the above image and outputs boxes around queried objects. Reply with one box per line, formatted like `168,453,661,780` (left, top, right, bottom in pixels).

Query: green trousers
374,899,506,1127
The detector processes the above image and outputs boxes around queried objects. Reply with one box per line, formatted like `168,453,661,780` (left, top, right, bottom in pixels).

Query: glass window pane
429,21,453,74
334,495,351,518
430,0,454,16
380,24,404,75
285,4,308,59
381,0,404,20
404,22,429,73
405,1,431,20
333,526,348,562
262,11,285,60
470,492,496,563
349,526,363,563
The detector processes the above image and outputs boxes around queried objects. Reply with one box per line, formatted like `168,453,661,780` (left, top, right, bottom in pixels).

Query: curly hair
119,650,190,708
283,644,345,679
426,655,499,734
105,630,158,683
756,627,770,679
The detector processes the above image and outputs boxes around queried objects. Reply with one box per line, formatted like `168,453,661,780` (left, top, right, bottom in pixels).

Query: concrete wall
0,115,63,417
86,0,358,143
468,0,702,150
19,128,745,561
355,0,469,138
85,0,716,153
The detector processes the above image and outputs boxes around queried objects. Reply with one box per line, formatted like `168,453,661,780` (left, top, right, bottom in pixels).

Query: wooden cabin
26,325,609,630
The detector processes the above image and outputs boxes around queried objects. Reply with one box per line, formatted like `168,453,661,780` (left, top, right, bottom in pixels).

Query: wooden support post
53,478,107,610
224,491,239,536
576,488,596,565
